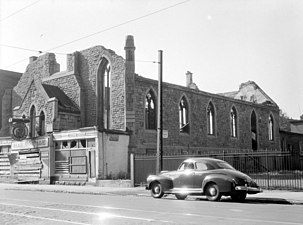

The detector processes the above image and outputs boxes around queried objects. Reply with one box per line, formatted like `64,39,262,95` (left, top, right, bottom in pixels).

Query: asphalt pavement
0,182,303,205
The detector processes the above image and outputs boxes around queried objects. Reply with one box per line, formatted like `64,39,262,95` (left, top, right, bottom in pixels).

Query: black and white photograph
0,0,303,224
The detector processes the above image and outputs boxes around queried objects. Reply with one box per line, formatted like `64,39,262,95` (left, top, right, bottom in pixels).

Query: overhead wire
0,0,42,22
45,0,191,52
1,0,191,69
0,44,66,55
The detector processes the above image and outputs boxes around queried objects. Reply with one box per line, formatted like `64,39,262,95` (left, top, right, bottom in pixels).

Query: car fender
202,174,234,193
147,175,173,191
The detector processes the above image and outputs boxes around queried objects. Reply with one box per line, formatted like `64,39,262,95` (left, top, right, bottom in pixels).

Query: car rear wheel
175,194,187,200
150,182,164,198
231,192,247,202
205,183,221,201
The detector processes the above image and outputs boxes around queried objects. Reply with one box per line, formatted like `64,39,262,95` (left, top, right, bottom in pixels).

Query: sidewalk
0,183,302,205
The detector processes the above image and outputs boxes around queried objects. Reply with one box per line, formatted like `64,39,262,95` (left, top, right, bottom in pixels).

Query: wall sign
109,134,119,141
11,122,28,141
12,138,49,150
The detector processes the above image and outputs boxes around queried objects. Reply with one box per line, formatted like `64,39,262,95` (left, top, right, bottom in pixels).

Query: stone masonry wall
13,81,54,133
133,76,280,154
56,113,81,131
77,46,125,130
12,53,60,109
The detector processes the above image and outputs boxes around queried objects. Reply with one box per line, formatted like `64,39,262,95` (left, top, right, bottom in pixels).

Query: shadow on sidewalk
196,197,294,205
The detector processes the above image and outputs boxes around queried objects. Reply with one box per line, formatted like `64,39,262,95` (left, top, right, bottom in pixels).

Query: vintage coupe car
146,158,262,201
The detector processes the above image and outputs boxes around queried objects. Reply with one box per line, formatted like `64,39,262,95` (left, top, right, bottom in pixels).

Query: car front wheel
205,183,221,201
150,182,164,198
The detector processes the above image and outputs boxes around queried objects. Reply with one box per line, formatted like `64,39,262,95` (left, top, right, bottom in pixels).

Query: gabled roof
42,84,80,114
219,81,277,107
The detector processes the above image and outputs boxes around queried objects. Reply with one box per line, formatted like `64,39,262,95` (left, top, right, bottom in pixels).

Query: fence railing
134,149,303,190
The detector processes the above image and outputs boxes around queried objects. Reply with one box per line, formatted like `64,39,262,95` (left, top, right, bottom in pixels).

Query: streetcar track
0,202,171,223
0,211,90,225
0,197,302,225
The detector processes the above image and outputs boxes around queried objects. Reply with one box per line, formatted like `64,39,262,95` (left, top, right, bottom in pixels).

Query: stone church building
0,35,280,184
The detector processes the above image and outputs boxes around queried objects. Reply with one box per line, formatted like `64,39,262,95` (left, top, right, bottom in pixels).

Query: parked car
146,157,262,201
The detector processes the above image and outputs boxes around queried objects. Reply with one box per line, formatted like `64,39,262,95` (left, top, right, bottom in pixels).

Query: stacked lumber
15,150,42,181
0,154,10,176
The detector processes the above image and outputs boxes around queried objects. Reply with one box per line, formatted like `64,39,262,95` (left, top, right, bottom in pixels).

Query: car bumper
235,186,262,193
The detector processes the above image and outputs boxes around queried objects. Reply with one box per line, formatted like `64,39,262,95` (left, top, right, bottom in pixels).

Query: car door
192,162,210,188
172,162,195,189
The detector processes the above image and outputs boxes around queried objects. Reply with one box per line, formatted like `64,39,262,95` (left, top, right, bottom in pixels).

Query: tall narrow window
230,106,237,137
207,102,215,135
251,110,258,150
30,105,36,138
179,96,189,133
39,111,45,136
268,115,274,141
145,90,157,130
104,62,111,129
97,58,111,130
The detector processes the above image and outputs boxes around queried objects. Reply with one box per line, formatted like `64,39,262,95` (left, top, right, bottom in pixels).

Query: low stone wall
95,179,132,188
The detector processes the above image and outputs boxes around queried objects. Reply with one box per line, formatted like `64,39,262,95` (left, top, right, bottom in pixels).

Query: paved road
1,189,303,225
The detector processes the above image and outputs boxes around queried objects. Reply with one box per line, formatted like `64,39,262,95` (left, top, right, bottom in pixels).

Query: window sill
207,134,216,138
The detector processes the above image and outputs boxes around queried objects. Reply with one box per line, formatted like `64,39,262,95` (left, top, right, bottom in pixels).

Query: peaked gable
15,80,49,111
220,81,277,106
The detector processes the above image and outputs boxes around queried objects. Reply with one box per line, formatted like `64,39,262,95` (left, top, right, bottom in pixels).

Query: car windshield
216,161,235,170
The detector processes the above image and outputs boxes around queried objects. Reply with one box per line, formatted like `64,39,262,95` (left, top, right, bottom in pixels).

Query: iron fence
134,149,303,190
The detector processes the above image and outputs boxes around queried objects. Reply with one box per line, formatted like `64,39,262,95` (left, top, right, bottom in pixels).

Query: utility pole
156,50,163,174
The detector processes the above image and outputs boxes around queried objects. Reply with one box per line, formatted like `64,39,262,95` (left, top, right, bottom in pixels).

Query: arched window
230,106,237,137
39,111,45,136
97,58,111,130
179,96,189,133
207,102,215,135
268,115,274,141
30,105,36,138
251,110,258,150
145,90,157,130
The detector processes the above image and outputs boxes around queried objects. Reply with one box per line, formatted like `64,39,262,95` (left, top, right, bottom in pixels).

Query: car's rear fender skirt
202,175,234,193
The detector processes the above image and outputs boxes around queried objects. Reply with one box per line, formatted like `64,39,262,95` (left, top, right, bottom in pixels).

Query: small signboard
12,137,49,150
163,130,168,139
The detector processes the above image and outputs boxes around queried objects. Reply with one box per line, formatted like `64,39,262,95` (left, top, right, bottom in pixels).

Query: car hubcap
209,187,217,196
154,186,160,194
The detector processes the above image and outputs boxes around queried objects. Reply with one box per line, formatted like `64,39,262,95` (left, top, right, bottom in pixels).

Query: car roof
183,157,225,164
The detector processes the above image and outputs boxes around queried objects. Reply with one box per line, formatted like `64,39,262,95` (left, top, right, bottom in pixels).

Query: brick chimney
186,71,193,87
186,71,198,90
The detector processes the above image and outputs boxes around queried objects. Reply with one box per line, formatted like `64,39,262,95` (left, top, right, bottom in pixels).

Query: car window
216,162,235,170
186,163,195,170
196,162,208,171
178,162,195,171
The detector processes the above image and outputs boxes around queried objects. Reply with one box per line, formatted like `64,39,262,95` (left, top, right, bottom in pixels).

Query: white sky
0,0,302,119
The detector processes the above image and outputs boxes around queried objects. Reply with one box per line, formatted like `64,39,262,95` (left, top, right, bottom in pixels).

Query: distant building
289,118,303,134
0,36,282,184
0,70,22,135
280,116,303,154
